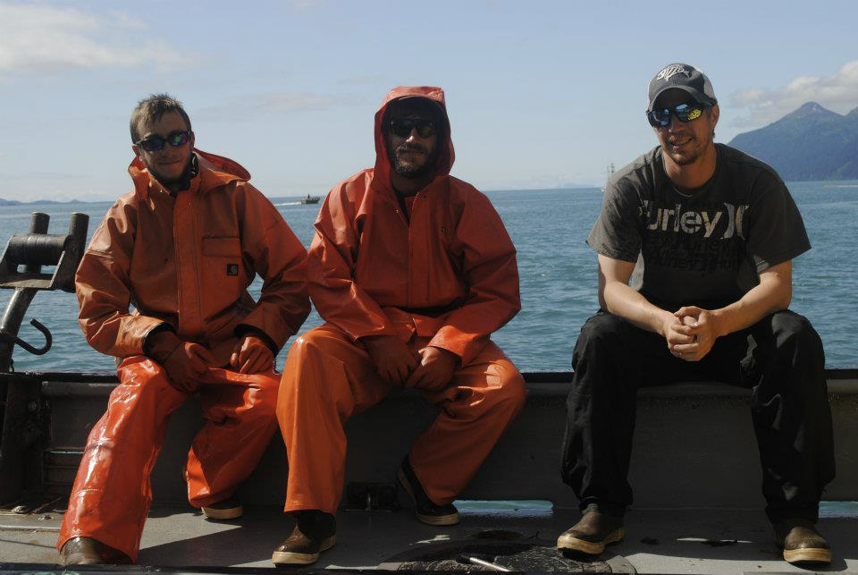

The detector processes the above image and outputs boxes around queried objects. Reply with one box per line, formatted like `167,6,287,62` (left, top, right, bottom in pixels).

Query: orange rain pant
277,323,527,514
57,356,279,563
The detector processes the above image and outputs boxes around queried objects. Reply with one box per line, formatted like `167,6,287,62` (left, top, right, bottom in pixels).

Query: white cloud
0,3,190,73
729,59,858,129
109,10,148,31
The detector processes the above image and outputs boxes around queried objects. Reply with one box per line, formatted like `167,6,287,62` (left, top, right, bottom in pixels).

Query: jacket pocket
202,236,242,258
200,236,244,320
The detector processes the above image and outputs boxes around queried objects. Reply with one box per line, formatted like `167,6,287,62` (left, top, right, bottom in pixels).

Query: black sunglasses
646,103,710,128
135,130,192,152
387,118,437,138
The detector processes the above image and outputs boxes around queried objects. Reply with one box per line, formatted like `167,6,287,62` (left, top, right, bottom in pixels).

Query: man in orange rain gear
57,94,310,566
271,86,527,567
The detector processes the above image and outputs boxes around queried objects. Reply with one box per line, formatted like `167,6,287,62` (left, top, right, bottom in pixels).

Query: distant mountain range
728,102,858,181
0,197,86,206
2,105,855,198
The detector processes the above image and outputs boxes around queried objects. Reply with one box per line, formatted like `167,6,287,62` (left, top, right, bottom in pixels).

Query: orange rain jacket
76,150,310,365
308,86,519,365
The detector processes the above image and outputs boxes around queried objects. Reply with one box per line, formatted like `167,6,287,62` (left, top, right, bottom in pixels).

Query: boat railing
0,212,89,506
6,368,856,512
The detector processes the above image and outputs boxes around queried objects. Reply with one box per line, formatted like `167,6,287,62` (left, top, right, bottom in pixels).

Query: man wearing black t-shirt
557,63,835,566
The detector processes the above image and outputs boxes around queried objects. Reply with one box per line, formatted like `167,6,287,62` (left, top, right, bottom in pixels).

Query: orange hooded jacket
308,86,520,366
76,150,310,366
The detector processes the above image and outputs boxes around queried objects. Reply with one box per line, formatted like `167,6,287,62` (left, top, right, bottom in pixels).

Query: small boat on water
1,213,856,573
300,194,320,204
601,162,616,193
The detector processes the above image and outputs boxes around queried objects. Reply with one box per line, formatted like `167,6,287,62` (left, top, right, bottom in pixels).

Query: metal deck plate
1,503,856,573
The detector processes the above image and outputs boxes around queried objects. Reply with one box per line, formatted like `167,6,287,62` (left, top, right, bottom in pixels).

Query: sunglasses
646,103,710,128
388,118,437,138
135,130,192,152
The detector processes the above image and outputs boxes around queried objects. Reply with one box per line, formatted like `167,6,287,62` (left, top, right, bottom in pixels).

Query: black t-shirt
587,144,810,310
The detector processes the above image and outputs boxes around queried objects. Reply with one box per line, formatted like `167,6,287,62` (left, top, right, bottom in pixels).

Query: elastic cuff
142,323,176,356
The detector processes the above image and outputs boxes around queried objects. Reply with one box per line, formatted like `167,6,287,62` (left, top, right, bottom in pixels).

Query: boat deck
1,371,856,573
1,500,857,572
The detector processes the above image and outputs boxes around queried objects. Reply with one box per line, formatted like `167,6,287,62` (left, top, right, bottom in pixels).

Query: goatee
391,145,435,179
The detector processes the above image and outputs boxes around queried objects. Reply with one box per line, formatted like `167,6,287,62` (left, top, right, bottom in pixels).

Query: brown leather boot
774,518,831,565
59,537,104,565
201,496,243,520
557,510,625,555
271,510,337,566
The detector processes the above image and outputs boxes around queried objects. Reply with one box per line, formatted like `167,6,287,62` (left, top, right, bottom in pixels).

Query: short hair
129,93,192,143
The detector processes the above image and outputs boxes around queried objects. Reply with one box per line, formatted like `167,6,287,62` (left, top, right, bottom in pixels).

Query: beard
388,144,437,179
663,128,715,166
666,148,699,166
147,156,196,192
664,136,706,166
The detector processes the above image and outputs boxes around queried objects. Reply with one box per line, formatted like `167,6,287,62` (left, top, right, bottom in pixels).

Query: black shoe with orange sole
397,457,459,526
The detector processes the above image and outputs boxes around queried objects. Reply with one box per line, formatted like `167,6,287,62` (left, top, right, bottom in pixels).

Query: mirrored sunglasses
388,118,437,138
646,103,710,128
135,130,192,152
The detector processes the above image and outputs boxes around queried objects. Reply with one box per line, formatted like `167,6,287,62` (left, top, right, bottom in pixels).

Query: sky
1,0,857,202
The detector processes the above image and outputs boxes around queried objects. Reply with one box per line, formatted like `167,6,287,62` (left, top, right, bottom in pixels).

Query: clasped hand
665,306,719,362
230,334,275,374
147,330,215,393
148,331,273,392
363,335,458,390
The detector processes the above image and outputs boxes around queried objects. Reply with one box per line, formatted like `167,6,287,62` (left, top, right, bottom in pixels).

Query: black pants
561,310,835,524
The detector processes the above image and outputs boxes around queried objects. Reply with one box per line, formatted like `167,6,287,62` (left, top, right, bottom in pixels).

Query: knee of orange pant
249,370,281,398
489,371,527,417
113,365,181,407
256,389,280,424
245,390,278,423
284,329,337,362
280,329,349,390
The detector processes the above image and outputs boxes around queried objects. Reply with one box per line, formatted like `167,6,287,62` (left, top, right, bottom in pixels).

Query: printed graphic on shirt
641,199,749,275
643,200,747,239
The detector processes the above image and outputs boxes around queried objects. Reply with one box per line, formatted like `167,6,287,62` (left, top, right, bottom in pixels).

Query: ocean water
1,184,855,373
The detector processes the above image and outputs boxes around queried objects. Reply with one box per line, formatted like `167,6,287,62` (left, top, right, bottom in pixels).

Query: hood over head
373,86,455,189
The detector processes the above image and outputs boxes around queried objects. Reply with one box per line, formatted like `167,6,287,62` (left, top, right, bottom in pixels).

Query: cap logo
656,64,692,83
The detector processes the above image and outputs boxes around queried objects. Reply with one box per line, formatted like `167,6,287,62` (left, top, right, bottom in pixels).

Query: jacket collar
129,149,252,200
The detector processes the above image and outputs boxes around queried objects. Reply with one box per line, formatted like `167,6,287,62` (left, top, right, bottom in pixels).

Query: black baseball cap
647,63,718,111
